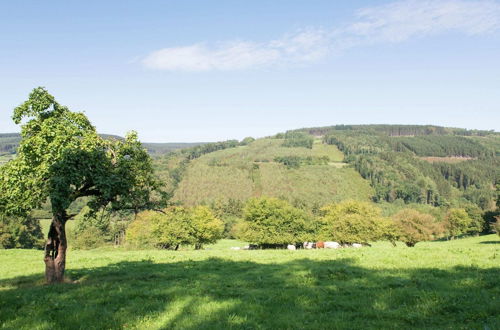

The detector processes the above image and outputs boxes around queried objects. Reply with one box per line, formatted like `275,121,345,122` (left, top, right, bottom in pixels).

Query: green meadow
1,235,498,329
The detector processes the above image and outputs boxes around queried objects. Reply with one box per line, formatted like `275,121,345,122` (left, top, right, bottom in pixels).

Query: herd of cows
230,242,364,250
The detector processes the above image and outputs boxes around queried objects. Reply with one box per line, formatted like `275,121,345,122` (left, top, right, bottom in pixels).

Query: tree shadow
479,240,500,244
0,257,498,329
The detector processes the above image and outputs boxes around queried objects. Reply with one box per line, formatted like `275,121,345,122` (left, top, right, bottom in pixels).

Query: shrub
126,207,223,250
0,214,43,249
190,206,224,249
319,200,394,245
238,197,316,246
70,226,106,250
445,208,472,238
240,137,255,146
125,210,157,248
392,209,439,247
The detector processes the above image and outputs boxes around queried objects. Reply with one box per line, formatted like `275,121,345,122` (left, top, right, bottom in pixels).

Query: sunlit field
1,235,498,329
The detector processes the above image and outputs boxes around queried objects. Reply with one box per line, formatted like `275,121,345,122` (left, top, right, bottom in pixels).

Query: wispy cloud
142,0,500,71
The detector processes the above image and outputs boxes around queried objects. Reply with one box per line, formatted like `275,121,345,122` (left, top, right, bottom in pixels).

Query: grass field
0,235,499,329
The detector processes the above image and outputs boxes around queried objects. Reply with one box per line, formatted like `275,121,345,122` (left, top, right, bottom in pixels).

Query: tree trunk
44,211,68,284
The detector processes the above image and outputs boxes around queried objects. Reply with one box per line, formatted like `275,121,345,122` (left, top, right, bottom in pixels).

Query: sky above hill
1,0,499,142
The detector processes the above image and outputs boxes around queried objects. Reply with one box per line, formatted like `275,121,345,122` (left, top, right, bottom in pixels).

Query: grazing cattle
230,247,241,250
303,242,316,249
352,243,362,248
287,244,296,250
316,241,325,249
324,241,341,249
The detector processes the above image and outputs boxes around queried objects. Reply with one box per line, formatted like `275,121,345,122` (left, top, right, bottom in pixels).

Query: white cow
352,243,363,248
287,244,296,250
324,241,341,249
303,242,316,249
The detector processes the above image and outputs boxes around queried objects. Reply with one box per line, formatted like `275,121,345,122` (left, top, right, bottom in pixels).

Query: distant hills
0,133,206,157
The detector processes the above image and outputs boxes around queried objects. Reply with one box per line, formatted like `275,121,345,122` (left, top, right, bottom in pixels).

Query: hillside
162,138,373,208
3,125,499,217
0,133,205,158
155,125,499,215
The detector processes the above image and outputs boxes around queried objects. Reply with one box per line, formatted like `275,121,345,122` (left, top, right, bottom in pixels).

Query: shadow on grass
0,258,498,329
479,240,500,244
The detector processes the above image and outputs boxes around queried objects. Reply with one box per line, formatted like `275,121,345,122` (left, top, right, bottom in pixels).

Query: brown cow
316,241,324,249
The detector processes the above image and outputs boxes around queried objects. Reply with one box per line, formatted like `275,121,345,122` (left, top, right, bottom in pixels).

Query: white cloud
142,0,500,72
142,29,329,71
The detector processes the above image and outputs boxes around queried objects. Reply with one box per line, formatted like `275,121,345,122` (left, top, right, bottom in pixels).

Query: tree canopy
0,87,164,282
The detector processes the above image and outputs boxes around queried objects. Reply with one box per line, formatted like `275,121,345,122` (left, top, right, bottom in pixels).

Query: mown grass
173,138,372,207
1,235,499,329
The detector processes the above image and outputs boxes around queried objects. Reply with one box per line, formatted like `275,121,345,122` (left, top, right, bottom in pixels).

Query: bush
445,208,472,238
319,200,394,245
190,206,224,249
71,207,133,248
0,214,43,249
70,226,106,250
237,197,316,246
392,209,439,247
126,207,223,250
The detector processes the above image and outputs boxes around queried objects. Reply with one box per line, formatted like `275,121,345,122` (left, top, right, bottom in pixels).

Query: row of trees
233,197,483,248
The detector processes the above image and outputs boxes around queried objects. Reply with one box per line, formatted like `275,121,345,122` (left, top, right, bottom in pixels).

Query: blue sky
1,0,499,142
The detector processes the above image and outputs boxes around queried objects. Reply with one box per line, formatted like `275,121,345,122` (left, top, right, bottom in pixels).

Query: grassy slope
173,138,373,207
0,235,498,329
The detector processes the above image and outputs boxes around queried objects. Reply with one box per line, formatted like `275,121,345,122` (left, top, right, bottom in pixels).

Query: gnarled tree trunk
44,211,68,283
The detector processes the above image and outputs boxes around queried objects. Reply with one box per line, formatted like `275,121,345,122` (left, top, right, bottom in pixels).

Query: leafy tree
189,206,224,249
125,210,158,248
463,204,485,235
238,197,315,246
392,209,439,247
491,216,500,236
126,206,223,249
319,200,394,245
0,214,43,249
210,198,244,238
445,208,472,239
0,87,164,283
240,137,255,146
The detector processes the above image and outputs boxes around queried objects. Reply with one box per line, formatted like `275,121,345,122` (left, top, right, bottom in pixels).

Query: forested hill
3,125,499,217
0,133,206,157
155,125,499,215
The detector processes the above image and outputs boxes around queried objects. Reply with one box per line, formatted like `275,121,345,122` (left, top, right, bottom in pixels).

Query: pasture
0,235,499,329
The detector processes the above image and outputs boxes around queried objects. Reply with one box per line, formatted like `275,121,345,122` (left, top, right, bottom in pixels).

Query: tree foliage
445,208,472,238
126,206,223,249
319,200,395,244
0,214,44,249
237,197,315,246
0,87,165,282
392,209,439,247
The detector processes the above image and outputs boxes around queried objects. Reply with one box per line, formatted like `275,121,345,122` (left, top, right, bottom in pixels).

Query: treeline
274,155,330,169
0,133,203,157
276,131,314,149
295,124,496,137
324,131,497,158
